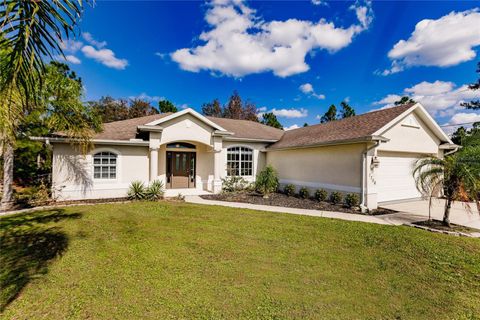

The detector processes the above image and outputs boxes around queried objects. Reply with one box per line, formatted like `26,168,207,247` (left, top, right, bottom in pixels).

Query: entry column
150,147,159,181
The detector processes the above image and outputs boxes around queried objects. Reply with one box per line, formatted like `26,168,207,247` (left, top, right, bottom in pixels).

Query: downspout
444,147,459,156
360,140,381,213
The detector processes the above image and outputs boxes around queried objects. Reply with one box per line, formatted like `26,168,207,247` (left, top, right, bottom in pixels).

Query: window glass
227,147,253,176
93,152,117,179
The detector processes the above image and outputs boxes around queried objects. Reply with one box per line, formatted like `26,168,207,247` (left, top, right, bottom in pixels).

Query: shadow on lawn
0,209,82,312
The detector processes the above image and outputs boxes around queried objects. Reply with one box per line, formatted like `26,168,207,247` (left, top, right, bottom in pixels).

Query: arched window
93,151,117,179
227,147,253,176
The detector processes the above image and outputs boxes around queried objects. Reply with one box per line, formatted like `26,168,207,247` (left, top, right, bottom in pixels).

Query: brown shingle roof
86,104,413,146
268,104,414,150
206,116,284,141
93,113,172,140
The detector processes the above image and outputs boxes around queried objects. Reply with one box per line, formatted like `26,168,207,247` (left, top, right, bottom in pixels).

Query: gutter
359,139,383,213
267,135,389,152
30,136,150,146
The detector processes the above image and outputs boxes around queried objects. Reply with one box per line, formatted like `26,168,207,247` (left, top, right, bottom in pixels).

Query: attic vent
401,115,420,128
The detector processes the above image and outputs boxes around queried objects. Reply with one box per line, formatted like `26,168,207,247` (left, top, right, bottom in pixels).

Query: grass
1,202,480,319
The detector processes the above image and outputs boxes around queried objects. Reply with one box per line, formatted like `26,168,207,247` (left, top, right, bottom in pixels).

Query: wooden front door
166,151,196,189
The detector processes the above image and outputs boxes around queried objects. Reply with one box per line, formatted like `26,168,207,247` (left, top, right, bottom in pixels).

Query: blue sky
60,0,480,131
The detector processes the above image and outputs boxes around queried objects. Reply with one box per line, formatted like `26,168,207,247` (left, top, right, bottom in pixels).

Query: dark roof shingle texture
87,104,413,146
268,104,414,149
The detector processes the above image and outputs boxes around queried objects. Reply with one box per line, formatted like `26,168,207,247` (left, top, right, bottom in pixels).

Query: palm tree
413,147,480,226
1,1,89,210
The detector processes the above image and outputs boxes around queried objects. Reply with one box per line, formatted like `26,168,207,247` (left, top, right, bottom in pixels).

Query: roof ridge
285,103,414,133
103,113,171,125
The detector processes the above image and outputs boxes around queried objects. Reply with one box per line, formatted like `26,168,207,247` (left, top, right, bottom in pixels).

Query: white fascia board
144,108,227,132
30,136,149,146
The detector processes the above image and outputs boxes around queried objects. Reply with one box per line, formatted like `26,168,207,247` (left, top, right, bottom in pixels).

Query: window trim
226,146,254,177
91,148,120,182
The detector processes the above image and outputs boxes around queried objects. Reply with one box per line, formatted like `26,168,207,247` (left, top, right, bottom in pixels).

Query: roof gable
145,108,227,132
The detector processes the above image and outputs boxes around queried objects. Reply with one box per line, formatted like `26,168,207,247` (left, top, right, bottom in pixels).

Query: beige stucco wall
266,143,365,194
378,111,440,155
52,143,149,200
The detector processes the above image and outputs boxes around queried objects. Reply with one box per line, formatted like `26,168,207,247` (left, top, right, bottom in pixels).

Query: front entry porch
166,150,196,189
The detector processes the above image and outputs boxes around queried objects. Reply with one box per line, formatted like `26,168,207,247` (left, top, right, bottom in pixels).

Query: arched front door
166,143,196,189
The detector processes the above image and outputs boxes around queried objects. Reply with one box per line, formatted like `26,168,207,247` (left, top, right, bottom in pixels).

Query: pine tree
201,99,223,117
340,101,355,118
261,112,283,129
320,104,337,123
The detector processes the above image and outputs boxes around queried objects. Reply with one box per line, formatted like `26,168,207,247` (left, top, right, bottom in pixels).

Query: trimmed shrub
255,165,279,198
298,187,310,199
127,181,146,200
284,184,295,196
345,193,360,208
146,180,165,201
222,176,248,193
329,191,343,205
314,189,328,202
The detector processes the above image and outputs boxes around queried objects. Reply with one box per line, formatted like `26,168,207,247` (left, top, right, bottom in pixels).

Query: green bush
222,176,248,193
329,191,343,205
146,180,165,201
345,193,360,208
284,184,295,196
298,187,309,199
314,189,328,202
127,181,146,200
255,165,279,198
15,182,51,207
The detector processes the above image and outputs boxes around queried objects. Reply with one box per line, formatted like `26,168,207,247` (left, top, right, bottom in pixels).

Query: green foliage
158,100,178,113
90,96,130,123
261,112,283,129
414,146,480,225
201,99,223,117
145,180,165,201
461,62,479,110
320,104,337,123
15,183,51,207
128,99,158,118
329,191,343,205
222,176,249,193
340,101,355,118
298,187,310,199
451,123,480,147
127,181,146,200
394,96,415,106
283,184,295,196
303,123,309,127
0,0,85,102
315,189,328,202
255,165,279,198
201,91,259,121
345,193,360,208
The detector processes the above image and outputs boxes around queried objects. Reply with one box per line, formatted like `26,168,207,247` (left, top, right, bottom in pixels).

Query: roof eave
30,136,149,146
267,135,388,151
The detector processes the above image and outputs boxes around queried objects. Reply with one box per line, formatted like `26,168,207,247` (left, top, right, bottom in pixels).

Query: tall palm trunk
443,197,452,227
1,142,14,211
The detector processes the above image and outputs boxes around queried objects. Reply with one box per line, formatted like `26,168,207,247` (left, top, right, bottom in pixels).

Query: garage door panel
377,153,422,203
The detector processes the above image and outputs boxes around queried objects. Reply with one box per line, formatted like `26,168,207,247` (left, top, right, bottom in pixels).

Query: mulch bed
413,220,480,234
201,192,396,215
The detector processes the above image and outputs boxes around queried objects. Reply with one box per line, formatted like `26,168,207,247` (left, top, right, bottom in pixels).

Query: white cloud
53,54,81,64
129,92,165,102
299,83,326,99
171,0,373,77
82,32,107,49
60,39,83,53
374,80,480,116
284,124,300,130
271,108,308,118
382,9,480,74
82,45,128,70
447,112,480,125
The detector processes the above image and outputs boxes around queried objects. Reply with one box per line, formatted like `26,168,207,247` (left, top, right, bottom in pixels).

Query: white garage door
377,153,422,203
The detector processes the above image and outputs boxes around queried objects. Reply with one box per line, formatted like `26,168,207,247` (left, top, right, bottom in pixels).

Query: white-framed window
227,147,253,176
93,151,117,179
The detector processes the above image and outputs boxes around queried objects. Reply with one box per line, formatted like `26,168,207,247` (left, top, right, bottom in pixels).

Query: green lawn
1,202,479,319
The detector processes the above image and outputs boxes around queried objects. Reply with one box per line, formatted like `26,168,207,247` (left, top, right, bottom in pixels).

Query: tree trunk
443,197,452,227
1,142,14,211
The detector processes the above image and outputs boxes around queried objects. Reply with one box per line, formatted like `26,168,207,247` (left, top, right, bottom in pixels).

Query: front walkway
185,195,396,225
185,196,480,234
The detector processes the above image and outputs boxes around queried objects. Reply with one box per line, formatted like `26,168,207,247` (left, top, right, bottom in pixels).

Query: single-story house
35,102,455,210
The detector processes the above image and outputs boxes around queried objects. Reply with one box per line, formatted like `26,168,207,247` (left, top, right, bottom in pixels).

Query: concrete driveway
379,198,480,229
